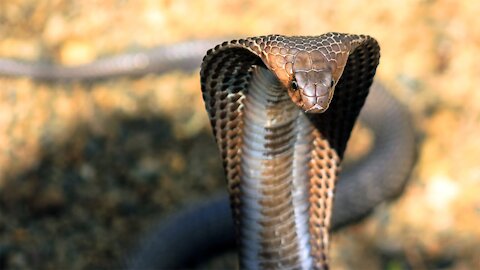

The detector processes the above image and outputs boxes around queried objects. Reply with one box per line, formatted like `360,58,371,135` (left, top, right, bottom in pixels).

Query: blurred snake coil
0,33,416,269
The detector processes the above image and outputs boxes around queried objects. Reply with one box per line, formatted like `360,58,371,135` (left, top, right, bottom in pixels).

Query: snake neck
238,66,339,269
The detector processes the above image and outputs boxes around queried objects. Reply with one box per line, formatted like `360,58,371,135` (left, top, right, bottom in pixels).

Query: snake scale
0,33,415,269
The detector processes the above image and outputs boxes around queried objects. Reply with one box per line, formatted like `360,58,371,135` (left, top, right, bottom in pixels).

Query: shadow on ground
0,110,226,269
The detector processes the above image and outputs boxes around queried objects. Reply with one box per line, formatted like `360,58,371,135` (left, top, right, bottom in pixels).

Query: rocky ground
0,0,479,269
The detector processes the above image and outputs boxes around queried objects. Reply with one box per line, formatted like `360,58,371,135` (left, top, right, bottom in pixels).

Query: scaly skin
200,33,380,269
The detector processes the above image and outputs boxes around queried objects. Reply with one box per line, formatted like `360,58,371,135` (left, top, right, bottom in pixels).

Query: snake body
0,40,221,81
200,33,380,269
0,34,416,269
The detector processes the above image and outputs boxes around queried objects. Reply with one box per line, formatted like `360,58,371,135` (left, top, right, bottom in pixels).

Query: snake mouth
301,93,332,113
304,103,328,113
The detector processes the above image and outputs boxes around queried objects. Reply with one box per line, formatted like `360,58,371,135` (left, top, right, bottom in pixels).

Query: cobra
0,33,416,269
200,33,383,269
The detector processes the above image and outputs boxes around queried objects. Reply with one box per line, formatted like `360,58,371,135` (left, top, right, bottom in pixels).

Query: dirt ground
0,0,479,269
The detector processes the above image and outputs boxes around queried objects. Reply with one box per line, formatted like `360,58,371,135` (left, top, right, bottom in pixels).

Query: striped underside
200,33,380,270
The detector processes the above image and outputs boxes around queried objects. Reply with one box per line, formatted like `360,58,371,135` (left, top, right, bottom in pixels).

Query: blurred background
0,0,479,269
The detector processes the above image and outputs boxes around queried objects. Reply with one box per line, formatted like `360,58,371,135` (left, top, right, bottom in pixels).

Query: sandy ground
0,0,479,269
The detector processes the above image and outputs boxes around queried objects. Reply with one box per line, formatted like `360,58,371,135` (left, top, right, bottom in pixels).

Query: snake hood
200,33,383,269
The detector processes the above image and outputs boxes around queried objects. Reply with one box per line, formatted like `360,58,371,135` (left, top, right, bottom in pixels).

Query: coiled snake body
0,33,415,269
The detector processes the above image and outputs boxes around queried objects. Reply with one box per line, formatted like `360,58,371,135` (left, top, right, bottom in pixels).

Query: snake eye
330,79,335,88
291,80,299,91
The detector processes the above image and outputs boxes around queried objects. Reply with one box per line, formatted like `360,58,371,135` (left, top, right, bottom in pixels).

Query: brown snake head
250,35,352,113
288,51,338,113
